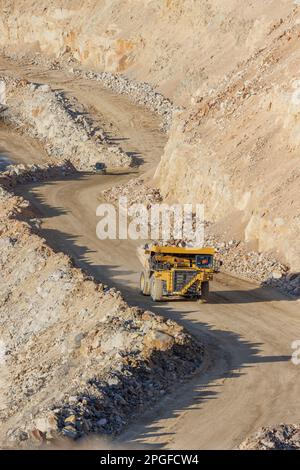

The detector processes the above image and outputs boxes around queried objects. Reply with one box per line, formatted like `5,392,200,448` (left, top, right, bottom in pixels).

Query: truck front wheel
199,281,209,303
140,271,151,296
150,277,163,302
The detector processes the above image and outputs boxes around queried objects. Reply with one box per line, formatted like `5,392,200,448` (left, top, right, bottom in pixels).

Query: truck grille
173,270,198,292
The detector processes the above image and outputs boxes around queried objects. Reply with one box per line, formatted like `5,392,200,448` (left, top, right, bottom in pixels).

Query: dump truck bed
145,246,215,255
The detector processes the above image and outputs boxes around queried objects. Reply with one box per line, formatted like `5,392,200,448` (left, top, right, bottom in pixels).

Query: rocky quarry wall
0,0,293,102
156,17,300,271
0,0,299,270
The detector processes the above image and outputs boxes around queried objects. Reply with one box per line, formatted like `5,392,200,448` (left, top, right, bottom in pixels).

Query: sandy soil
0,59,297,449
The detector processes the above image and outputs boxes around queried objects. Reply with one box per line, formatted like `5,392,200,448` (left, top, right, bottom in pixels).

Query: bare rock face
0,1,293,104
156,24,300,271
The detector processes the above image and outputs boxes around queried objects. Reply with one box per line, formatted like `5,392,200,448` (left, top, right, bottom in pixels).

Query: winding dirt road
2,58,300,449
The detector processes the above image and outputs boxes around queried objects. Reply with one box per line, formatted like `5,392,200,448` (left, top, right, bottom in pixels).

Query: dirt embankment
0,161,76,188
70,68,176,133
1,75,131,169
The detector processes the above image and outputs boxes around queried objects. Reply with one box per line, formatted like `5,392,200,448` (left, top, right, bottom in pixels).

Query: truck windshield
196,254,213,268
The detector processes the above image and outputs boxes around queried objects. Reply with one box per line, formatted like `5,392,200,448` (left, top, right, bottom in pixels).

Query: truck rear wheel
150,277,163,302
140,271,151,296
200,281,209,303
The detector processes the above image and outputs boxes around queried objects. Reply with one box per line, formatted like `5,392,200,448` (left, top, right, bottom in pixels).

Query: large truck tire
199,281,209,303
150,277,163,302
140,271,151,296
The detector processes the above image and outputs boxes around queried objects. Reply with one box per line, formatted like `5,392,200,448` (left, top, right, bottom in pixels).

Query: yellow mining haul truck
139,245,216,302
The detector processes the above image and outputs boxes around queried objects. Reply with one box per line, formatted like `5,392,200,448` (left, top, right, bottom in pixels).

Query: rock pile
0,161,76,188
0,184,203,448
71,68,178,132
205,233,300,297
240,424,300,450
102,177,162,207
1,75,131,170
47,309,201,441
205,234,292,288
265,272,300,297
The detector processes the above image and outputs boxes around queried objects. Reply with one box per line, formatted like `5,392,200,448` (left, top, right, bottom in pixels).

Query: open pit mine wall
0,0,299,270
0,1,293,100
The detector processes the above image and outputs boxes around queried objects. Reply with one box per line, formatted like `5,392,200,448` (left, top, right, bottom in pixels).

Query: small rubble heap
205,235,296,295
102,177,162,207
240,424,300,450
0,161,76,188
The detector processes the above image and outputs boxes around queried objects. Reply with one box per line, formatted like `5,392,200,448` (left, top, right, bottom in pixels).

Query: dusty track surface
1,57,300,449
